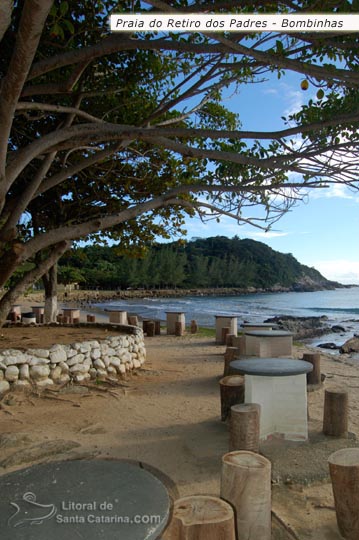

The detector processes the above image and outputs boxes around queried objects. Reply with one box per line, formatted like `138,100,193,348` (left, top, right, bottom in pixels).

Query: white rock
94,358,106,370
49,348,67,364
2,355,25,366
106,347,116,356
12,380,31,389
69,363,90,374
50,366,63,381
29,348,50,359
91,349,101,360
102,356,110,368
66,348,77,359
67,354,85,367
133,359,141,369
28,356,50,366
5,365,19,382
19,364,30,380
89,368,97,379
118,364,126,375
79,344,91,354
120,352,132,364
109,357,121,368
0,361,6,370
58,374,70,385
83,357,92,368
87,340,100,349
74,373,91,383
35,378,54,388
30,365,50,380
96,368,107,379
139,357,146,365
107,366,117,375
72,342,83,351
59,361,69,373
0,370,3,380
100,343,109,354
0,380,10,395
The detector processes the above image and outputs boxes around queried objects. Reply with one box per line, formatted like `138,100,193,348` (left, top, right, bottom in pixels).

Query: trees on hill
58,236,333,291
0,1,358,322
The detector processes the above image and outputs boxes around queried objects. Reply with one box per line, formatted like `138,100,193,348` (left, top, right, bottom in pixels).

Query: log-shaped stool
303,353,321,386
190,320,198,334
163,495,236,540
221,451,271,540
328,448,359,540
323,388,348,438
223,347,239,377
229,403,261,452
219,375,245,422
146,320,156,337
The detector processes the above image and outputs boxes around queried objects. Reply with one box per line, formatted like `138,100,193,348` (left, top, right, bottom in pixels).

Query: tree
0,0,358,324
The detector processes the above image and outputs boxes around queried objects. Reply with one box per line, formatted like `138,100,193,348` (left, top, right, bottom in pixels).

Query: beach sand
1,324,359,539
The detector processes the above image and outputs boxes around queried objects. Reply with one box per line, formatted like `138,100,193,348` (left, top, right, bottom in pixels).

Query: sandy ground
1,326,359,539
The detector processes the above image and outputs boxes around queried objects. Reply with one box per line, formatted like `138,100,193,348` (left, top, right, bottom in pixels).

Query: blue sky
181,70,359,284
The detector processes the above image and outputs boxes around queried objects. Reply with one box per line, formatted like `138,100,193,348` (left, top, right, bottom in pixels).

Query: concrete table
0,459,171,540
165,311,185,334
244,329,293,357
105,309,128,324
230,358,313,441
241,323,277,332
215,315,238,344
61,308,81,323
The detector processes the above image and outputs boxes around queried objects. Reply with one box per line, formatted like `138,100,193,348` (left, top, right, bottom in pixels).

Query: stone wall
0,326,146,396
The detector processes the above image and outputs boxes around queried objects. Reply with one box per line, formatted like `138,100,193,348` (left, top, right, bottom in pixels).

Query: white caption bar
110,14,359,32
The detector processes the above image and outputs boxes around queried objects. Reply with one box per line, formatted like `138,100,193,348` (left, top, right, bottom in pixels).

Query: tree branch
0,0,53,184
16,102,106,124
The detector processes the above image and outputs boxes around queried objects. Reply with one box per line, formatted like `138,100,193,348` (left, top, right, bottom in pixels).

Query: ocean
94,286,359,349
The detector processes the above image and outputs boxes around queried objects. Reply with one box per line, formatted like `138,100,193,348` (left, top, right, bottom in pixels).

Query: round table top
244,329,293,337
104,308,127,312
241,323,276,328
230,358,313,377
0,460,171,540
215,315,237,319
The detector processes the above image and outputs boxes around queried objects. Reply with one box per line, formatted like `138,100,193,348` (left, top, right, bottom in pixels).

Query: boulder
340,336,359,354
0,380,10,396
318,342,341,350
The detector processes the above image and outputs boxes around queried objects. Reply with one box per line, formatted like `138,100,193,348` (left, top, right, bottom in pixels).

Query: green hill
58,236,340,293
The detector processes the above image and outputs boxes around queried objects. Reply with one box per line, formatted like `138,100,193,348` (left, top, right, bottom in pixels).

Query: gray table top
230,358,313,376
244,330,293,337
241,323,276,328
0,460,171,540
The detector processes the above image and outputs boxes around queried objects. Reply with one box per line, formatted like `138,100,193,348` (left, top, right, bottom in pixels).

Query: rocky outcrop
264,316,331,340
339,336,359,354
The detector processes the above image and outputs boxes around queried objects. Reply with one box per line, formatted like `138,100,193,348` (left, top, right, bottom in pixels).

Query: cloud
243,230,289,239
312,260,359,284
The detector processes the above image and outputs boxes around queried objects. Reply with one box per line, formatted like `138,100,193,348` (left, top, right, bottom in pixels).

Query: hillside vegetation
58,236,340,293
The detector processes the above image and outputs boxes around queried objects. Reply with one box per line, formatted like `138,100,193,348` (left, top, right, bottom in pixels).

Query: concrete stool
165,312,185,335
215,315,238,344
105,309,127,324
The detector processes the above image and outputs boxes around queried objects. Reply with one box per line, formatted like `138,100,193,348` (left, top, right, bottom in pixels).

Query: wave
309,307,359,315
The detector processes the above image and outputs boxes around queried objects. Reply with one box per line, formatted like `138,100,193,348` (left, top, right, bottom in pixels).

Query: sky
180,70,359,285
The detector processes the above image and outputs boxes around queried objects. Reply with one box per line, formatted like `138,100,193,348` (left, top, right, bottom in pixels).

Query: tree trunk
220,451,272,540
328,448,359,540
163,495,235,540
223,347,239,377
303,353,321,386
42,263,58,323
219,375,245,422
0,242,69,326
229,403,261,452
323,388,348,438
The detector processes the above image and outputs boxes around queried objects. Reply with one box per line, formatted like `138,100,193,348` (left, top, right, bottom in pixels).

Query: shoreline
21,283,357,307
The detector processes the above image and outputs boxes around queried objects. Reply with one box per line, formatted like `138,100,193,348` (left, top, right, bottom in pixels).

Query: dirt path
1,330,358,538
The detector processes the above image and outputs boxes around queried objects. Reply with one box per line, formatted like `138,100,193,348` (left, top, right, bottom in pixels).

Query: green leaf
63,19,75,34
60,1,69,16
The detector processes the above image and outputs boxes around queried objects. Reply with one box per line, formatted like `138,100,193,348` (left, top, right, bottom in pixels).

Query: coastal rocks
264,316,331,340
0,330,146,393
340,337,359,354
317,342,341,350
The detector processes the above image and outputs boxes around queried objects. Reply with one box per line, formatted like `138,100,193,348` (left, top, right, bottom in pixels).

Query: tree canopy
0,0,358,321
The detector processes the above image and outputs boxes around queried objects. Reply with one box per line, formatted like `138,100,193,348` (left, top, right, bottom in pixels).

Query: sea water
94,287,359,348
